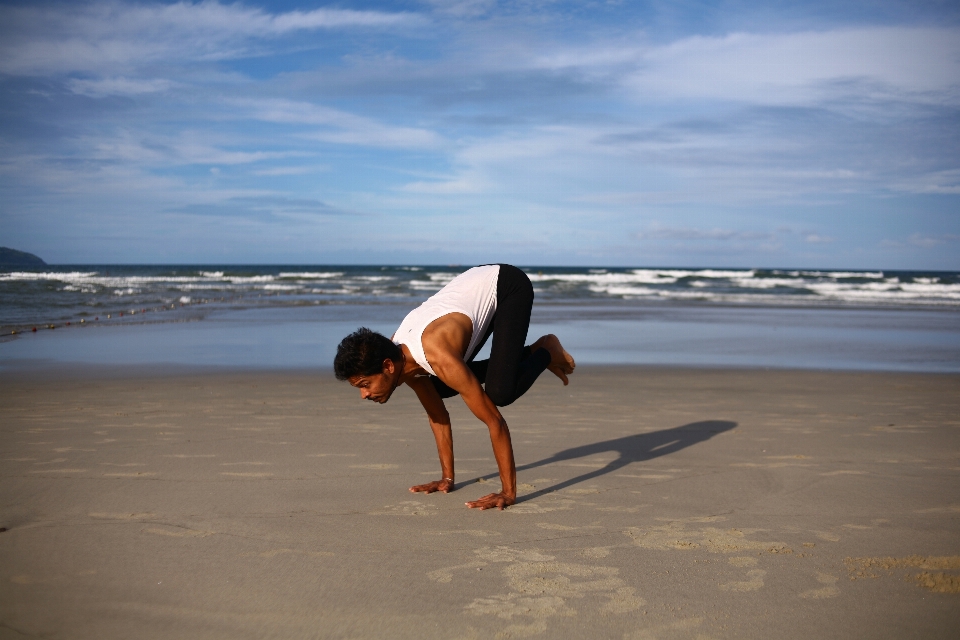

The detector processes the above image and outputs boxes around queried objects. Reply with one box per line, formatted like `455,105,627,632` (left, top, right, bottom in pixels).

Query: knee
484,383,516,407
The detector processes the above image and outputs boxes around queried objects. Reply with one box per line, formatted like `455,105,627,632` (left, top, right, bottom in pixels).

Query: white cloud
84,130,309,166
909,233,960,248
419,0,497,19
401,175,487,194
251,165,329,176
268,7,422,32
239,98,443,149
516,26,960,107
627,27,960,106
67,76,173,96
0,1,424,75
890,169,960,195
881,233,960,250
639,224,775,242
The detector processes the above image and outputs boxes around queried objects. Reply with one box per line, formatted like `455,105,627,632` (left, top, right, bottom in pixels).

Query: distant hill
0,247,47,269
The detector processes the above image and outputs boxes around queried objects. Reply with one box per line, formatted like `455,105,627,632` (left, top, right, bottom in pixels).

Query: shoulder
421,313,472,353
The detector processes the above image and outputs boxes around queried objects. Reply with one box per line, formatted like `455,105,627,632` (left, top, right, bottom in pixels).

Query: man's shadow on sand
463,420,737,502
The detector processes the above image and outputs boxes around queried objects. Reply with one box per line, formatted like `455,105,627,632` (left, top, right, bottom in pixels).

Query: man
334,264,575,510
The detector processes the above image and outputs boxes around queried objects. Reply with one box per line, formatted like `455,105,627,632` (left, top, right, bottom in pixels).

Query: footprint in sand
799,572,840,599
435,546,645,638
720,569,766,592
371,501,439,516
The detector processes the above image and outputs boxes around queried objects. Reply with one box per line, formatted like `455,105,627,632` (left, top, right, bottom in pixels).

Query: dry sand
1,366,958,639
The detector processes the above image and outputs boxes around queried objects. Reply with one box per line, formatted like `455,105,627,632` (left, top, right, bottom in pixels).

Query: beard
372,372,401,403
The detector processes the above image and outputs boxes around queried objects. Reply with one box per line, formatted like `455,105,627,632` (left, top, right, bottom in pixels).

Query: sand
1,366,958,639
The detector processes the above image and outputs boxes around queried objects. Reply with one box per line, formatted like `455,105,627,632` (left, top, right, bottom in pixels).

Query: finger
560,372,569,385
466,493,500,509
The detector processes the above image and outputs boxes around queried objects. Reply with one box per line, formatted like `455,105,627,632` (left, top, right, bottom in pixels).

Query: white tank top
393,265,500,376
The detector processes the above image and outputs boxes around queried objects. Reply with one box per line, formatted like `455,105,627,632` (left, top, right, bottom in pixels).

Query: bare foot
531,334,575,385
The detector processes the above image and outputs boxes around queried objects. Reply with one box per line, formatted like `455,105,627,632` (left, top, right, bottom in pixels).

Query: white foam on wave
1,271,99,281
277,272,343,279
262,284,302,291
588,284,658,297
730,277,808,289
425,272,458,282
409,281,446,291
684,269,758,279
807,281,960,302
4,267,958,311
823,271,884,279
352,275,395,282
529,271,681,285
1,272,233,287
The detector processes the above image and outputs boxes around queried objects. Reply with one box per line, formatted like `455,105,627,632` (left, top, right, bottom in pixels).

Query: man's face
348,360,399,404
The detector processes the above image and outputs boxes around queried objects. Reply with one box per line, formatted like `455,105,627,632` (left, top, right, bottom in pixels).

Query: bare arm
429,354,516,510
407,376,455,494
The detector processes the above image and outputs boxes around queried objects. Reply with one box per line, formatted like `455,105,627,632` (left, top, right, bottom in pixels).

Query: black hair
333,327,402,380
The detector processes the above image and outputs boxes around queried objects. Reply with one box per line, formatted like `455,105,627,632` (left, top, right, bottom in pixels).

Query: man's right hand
409,478,454,494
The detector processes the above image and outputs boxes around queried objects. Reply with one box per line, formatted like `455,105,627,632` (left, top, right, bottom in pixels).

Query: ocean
2,265,959,372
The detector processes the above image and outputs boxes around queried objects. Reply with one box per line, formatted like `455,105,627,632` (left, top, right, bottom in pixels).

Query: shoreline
2,302,960,374
4,360,960,384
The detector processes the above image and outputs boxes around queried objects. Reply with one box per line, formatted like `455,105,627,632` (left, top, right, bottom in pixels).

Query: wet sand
1,366,958,639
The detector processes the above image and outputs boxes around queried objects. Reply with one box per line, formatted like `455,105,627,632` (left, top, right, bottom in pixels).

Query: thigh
486,265,534,383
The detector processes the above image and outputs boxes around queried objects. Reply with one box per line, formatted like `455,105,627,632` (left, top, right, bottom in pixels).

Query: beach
2,366,958,639
4,0,960,635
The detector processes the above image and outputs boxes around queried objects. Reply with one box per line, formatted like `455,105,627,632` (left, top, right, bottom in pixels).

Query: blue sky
1,0,958,268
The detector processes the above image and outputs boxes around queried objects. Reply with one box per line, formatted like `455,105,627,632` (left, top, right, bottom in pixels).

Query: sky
1,0,958,268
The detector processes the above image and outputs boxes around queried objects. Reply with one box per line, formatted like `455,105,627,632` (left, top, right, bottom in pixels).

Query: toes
548,364,569,385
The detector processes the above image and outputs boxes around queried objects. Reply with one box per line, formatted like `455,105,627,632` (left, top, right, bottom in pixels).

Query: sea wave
1,265,958,328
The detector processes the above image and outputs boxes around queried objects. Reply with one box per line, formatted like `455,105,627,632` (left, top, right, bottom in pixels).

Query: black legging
430,264,551,407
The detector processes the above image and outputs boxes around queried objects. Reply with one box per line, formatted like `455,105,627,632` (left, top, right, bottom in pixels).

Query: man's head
334,327,403,403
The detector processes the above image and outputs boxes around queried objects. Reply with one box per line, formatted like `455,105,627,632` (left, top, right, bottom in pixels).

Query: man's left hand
465,491,515,510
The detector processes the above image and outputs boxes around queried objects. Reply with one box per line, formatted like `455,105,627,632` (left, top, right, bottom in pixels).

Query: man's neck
397,343,424,380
